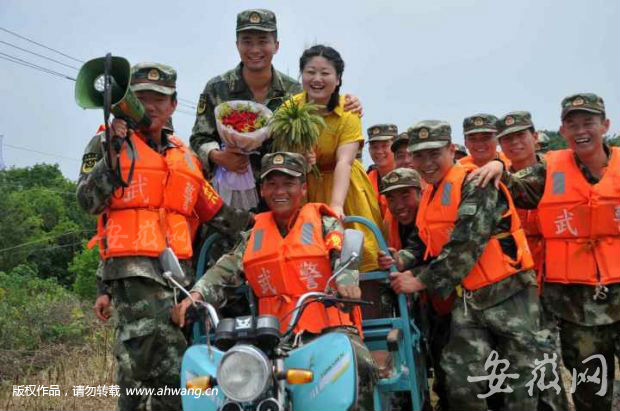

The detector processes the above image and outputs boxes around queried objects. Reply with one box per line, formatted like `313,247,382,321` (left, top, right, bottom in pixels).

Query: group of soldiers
75,6,618,411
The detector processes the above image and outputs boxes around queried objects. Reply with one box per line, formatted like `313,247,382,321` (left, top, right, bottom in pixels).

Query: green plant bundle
269,97,326,155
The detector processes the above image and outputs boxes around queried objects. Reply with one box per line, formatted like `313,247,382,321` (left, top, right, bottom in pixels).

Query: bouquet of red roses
215,101,272,152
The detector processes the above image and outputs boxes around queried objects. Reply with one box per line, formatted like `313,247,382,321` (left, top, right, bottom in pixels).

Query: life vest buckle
593,284,608,301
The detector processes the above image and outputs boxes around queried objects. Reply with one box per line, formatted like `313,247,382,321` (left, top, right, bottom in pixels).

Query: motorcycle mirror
340,229,364,270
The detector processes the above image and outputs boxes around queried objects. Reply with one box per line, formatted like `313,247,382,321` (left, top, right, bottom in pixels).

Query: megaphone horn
75,55,151,129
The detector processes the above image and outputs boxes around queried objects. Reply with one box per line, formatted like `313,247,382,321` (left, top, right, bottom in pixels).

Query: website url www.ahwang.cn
126,386,218,399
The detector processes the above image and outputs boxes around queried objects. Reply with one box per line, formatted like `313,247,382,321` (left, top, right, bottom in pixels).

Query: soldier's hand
110,118,128,139
171,292,203,328
343,94,363,117
210,147,250,174
466,160,504,188
378,248,399,270
336,284,362,300
389,270,426,294
93,294,112,322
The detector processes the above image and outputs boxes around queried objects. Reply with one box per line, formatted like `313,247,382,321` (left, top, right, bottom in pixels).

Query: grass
0,317,116,411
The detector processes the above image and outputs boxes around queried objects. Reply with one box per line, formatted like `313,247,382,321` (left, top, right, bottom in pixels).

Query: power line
0,39,80,70
179,97,197,105
4,143,81,162
0,52,76,81
0,229,95,254
0,26,84,64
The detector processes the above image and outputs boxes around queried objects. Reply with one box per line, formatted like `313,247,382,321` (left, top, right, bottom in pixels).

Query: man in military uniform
496,111,569,411
536,132,551,153
172,152,377,411
453,143,468,161
459,113,510,168
472,93,620,411
391,132,414,169
366,123,397,217
385,120,551,410
190,9,361,211
77,63,251,411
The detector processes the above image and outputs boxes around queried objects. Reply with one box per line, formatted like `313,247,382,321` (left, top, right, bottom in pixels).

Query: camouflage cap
367,124,398,143
237,9,277,32
454,144,468,156
561,93,605,120
407,120,452,153
463,113,498,135
497,111,535,139
130,62,176,95
391,132,410,152
537,132,550,145
380,168,421,194
260,152,306,179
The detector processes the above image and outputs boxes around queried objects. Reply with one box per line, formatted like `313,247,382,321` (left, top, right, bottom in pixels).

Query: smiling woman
293,45,382,273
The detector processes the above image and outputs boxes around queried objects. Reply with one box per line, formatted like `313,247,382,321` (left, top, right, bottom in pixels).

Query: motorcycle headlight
216,344,271,402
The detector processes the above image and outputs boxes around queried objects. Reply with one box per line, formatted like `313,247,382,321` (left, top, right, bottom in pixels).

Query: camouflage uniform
497,111,569,411
191,152,377,411
500,94,619,411
77,63,251,411
399,120,551,411
190,9,302,211
381,168,452,411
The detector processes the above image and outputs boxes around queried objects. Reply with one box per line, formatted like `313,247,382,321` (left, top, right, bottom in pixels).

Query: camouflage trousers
440,286,554,411
559,318,620,411
111,277,187,411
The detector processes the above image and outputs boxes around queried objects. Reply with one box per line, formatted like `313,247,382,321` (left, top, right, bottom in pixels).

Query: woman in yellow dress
294,45,382,273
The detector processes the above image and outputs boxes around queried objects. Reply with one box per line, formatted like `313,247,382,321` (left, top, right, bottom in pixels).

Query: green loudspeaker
75,56,151,128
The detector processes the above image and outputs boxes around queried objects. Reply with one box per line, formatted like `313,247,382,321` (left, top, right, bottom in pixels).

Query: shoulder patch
197,95,207,115
458,202,478,217
81,153,98,174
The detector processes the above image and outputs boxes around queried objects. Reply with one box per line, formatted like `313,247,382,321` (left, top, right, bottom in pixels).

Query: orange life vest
516,208,544,278
368,168,389,217
384,210,402,250
416,163,534,291
458,152,512,169
243,203,362,334
95,132,204,260
538,148,620,285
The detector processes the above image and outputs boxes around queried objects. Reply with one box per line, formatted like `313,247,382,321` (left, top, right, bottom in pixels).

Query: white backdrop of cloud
0,0,618,179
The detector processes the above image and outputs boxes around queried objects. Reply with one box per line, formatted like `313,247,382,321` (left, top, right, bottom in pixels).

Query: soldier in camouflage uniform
453,143,468,161
190,9,361,211
172,152,377,411
77,63,251,411
473,93,620,411
392,132,415,169
386,120,552,411
496,111,569,411
460,113,511,168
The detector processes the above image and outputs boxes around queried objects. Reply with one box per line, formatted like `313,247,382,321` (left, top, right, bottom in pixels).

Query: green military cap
463,113,498,135
260,152,307,179
380,168,422,194
497,111,535,139
237,9,277,32
561,93,605,120
367,124,398,143
391,132,410,152
130,62,176,95
454,144,468,156
407,120,452,153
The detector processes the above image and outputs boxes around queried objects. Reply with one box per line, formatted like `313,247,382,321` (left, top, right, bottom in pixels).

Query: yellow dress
294,92,382,272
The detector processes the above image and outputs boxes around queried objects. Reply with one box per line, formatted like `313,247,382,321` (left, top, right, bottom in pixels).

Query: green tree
0,164,96,286
70,243,100,300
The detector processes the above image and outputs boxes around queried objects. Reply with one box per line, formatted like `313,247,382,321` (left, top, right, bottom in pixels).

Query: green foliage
538,129,567,150
70,243,100,300
270,97,326,153
0,164,96,286
0,265,88,351
605,133,619,147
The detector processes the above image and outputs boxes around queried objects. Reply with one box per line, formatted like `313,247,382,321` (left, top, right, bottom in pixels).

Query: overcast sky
0,0,618,180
